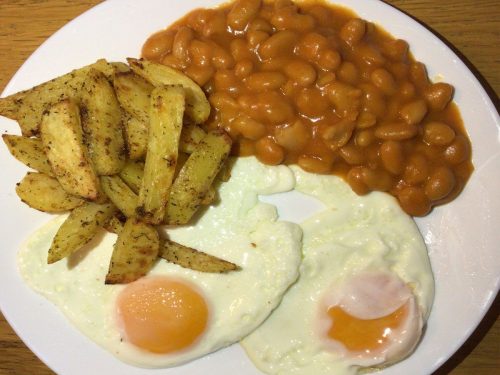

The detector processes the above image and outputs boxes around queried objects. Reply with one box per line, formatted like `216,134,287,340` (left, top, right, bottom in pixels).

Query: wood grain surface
0,1,498,374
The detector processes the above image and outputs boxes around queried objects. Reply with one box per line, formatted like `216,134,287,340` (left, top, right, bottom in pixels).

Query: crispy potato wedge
2,134,54,176
92,59,130,79
103,214,125,235
80,69,125,175
165,131,232,225
180,122,207,154
48,202,117,264
128,58,210,124
160,239,239,273
16,172,84,212
201,186,217,205
137,86,185,224
105,218,159,284
113,71,153,123
119,160,144,194
124,115,148,160
40,99,101,200
0,91,26,120
100,175,138,218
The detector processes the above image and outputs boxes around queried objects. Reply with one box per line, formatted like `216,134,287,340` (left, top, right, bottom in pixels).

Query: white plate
0,1,498,374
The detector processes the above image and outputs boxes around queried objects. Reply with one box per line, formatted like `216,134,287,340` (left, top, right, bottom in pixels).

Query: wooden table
0,1,498,374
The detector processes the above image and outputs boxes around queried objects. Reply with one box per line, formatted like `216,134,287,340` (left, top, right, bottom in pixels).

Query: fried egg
17,157,302,368
241,166,434,374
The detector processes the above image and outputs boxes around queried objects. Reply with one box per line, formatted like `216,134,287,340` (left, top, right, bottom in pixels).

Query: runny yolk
116,277,208,354
327,302,408,352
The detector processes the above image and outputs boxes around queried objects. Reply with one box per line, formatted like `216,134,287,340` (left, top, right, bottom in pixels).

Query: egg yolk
116,277,208,354
327,302,409,352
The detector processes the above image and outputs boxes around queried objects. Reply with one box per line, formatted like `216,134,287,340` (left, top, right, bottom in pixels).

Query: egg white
17,157,302,368
240,166,435,375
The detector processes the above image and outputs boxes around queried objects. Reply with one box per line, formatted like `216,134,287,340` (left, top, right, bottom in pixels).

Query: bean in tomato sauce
141,0,473,216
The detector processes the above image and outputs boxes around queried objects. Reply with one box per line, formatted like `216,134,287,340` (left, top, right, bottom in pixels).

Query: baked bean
284,60,316,87
211,44,235,69
371,68,397,96
424,82,454,111
281,79,296,97
255,137,285,165
317,49,341,71
327,81,362,117
307,5,331,26
271,6,316,32
375,122,418,141
338,62,359,85
321,118,355,150
423,121,456,146
356,111,377,129
230,39,253,61
409,62,429,91
233,115,267,140
361,167,394,192
398,187,431,216
172,26,194,62
399,99,427,125
347,167,370,195
296,87,329,117
274,120,310,151
234,59,254,78
185,65,215,86
236,138,256,156
160,54,187,70
245,71,286,92
339,144,365,165
380,140,404,175
444,135,470,164
340,18,366,45
353,43,386,66
247,91,295,124
247,30,269,48
214,70,240,93
227,0,261,31
142,31,174,60
248,17,273,32
399,81,416,101
382,39,409,61
258,30,298,59
425,166,455,201
355,128,376,147
202,10,227,37
316,71,336,87
360,84,386,117
298,154,332,174
296,32,329,61
189,40,212,66
209,92,239,111
403,154,429,185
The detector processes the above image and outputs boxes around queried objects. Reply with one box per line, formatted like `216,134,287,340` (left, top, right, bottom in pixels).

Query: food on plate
40,99,101,200
15,172,84,212
2,134,54,176
105,218,160,284
241,165,434,374
143,0,473,216
48,202,117,264
17,157,302,367
136,85,185,224
160,239,240,273
2,57,235,277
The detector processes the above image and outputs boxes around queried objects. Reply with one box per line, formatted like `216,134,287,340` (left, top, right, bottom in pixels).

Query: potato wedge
137,86,185,224
0,90,26,120
100,175,138,218
2,134,54,176
119,160,144,194
124,115,148,160
113,71,153,123
165,131,232,225
128,58,210,124
48,202,117,264
80,69,125,175
179,122,206,154
103,214,125,235
105,218,159,284
160,239,239,273
40,99,100,200
16,172,84,212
